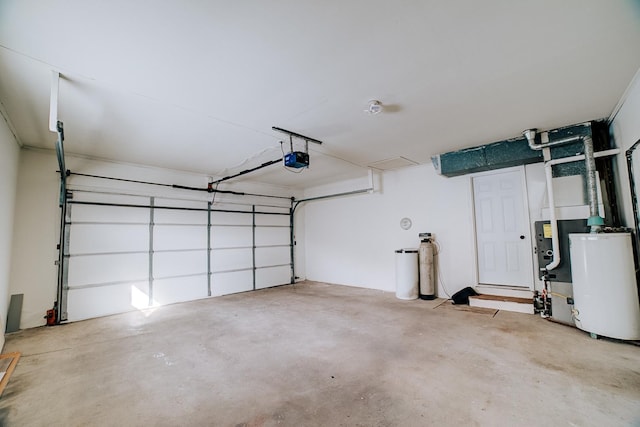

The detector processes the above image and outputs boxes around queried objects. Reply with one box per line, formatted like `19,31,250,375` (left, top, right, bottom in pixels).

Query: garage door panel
154,225,207,250
255,247,290,268
68,253,148,287
211,226,252,248
69,224,148,254
255,227,289,246
154,209,207,225
211,270,253,296
71,192,150,206
67,281,149,322
71,204,149,223
256,266,290,289
153,276,208,305
255,214,289,227
154,251,207,278
211,212,252,226
211,248,253,272
65,197,291,321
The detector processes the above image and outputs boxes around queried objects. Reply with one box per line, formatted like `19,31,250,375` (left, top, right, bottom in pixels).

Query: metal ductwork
582,135,603,232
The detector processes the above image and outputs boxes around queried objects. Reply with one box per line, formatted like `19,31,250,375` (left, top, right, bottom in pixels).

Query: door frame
469,165,535,291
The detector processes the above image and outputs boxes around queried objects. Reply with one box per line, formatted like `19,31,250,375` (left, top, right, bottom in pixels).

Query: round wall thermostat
400,217,412,230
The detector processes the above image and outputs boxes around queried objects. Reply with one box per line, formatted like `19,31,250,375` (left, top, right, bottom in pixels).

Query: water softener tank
569,232,640,340
418,233,436,300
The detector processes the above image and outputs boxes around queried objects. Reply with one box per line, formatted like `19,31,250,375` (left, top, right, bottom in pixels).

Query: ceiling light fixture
365,100,384,115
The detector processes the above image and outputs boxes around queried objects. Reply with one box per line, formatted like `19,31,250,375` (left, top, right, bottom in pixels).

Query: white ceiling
1,1,639,189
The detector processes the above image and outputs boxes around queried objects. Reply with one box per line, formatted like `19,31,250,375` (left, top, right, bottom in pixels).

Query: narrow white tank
395,249,419,300
569,233,640,340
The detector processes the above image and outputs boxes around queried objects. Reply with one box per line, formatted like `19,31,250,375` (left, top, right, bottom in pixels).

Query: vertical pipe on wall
207,201,212,297
148,197,155,306
525,128,604,233
543,164,561,271
583,135,603,232
541,148,620,271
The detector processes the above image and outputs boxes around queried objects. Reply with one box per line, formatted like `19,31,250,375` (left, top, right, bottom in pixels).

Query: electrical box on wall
284,151,309,168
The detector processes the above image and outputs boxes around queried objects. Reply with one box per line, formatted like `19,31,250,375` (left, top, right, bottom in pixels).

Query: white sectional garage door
63,191,291,322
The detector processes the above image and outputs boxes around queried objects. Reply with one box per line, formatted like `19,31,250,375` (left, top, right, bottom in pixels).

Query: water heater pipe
543,162,560,271
523,125,590,151
542,148,620,271
524,128,606,231
583,136,602,232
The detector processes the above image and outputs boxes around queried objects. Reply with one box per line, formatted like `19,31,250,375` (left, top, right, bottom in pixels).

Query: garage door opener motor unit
273,126,322,169
284,151,309,168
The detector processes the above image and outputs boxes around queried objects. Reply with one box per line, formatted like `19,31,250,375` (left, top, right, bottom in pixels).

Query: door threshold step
475,285,533,299
469,294,534,314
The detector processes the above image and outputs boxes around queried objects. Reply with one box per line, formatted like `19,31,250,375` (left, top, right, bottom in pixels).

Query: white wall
303,165,476,296
10,149,301,328
9,150,60,329
302,161,557,297
0,113,20,349
611,71,640,229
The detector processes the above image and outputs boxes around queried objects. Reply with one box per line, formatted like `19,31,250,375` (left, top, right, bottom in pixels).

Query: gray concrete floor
0,281,639,427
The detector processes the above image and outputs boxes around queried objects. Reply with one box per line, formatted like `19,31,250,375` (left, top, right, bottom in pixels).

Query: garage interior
0,1,639,425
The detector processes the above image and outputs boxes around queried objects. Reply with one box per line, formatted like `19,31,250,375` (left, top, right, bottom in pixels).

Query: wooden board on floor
436,300,498,316
0,352,21,397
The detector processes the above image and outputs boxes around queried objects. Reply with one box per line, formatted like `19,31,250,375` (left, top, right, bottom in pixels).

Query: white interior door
473,169,533,288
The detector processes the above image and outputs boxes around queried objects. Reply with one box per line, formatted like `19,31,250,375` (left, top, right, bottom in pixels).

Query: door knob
520,235,525,240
